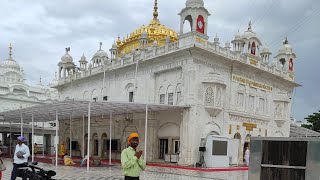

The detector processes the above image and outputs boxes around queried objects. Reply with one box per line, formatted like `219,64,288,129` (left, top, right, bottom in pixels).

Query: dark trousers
125,176,139,180
11,163,26,180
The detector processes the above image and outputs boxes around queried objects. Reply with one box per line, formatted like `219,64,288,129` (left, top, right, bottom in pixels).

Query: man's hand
135,150,143,159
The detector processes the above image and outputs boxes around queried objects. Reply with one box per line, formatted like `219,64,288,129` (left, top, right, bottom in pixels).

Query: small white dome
153,40,158,46
141,31,148,39
61,47,73,63
278,38,294,55
93,42,108,59
112,42,118,49
79,53,87,62
93,50,108,58
186,0,204,7
0,57,21,70
235,31,241,40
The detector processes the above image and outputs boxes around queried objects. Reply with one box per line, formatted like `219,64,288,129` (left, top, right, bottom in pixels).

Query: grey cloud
0,0,319,121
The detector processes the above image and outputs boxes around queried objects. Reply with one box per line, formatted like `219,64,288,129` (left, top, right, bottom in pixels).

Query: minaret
79,53,88,70
179,0,210,36
275,37,296,71
110,40,118,60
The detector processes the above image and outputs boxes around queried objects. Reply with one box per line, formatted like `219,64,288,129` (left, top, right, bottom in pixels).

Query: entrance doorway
243,134,251,161
159,139,168,159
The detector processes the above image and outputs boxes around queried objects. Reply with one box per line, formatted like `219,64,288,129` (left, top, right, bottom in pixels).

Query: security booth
249,137,320,180
203,135,230,168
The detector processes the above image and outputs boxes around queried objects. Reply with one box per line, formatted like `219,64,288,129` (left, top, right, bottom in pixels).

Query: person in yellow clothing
121,133,146,180
59,142,65,156
63,153,75,166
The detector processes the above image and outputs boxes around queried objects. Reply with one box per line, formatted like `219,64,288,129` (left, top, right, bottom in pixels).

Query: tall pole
31,112,35,162
144,104,148,161
70,113,72,157
20,113,23,136
55,110,59,168
87,102,91,173
82,114,85,158
109,112,112,165
42,121,45,157
9,122,12,157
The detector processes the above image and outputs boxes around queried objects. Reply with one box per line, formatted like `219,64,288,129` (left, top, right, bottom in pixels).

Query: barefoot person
121,133,146,180
11,136,30,180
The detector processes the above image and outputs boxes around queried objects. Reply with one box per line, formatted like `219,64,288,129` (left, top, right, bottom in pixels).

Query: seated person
80,155,94,167
63,153,75,166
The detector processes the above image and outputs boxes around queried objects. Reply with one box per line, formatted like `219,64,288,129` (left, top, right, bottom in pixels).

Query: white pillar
109,112,112,165
87,102,91,173
55,110,59,168
20,113,23,136
82,114,85,158
144,104,148,161
70,113,72,157
32,113,35,162
9,122,12,156
42,121,45,157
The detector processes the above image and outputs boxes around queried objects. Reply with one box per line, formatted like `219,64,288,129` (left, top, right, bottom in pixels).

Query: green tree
302,111,320,132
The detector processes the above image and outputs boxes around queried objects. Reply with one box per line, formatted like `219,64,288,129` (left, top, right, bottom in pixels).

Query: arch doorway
101,133,108,159
233,133,242,165
84,134,88,155
92,133,99,156
243,134,251,162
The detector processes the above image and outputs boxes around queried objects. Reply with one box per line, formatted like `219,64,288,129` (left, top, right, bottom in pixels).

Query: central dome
116,0,178,55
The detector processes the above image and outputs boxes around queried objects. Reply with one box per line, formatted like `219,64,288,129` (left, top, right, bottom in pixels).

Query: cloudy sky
0,0,319,121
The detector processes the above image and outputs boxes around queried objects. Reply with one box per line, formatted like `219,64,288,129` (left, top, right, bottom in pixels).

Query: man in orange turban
121,133,146,180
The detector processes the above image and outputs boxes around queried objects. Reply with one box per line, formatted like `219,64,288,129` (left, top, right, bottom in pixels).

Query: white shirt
13,143,30,164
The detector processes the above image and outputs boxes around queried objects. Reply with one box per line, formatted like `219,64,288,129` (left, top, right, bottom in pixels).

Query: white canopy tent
0,100,189,172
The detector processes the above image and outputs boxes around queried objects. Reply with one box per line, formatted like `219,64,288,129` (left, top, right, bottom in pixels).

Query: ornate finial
40,76,42,84
153,0,159,20
283,37,289,45
99,42,102,50
9,43,13,58
248,21,252,31
65,47,70,53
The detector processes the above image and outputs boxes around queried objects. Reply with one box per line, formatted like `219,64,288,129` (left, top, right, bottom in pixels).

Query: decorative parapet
55,33,296,86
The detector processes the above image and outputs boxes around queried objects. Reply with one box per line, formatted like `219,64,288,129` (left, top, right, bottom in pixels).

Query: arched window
176,84,182,105
183,15,193,33
126,83,135,102
167,85,174,105
91,89,98,102
289,58,294,71
205,87,214,106
251,42,256,55
83,91,89,100
159,86,165,104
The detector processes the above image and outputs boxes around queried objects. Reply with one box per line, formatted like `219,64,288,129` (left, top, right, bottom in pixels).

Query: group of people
0,133,151,180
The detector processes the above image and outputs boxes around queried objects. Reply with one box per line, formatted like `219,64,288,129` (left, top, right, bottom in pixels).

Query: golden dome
117,0,178,55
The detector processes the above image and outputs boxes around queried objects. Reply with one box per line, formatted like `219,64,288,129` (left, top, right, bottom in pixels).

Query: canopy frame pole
144,104,148,161
70,112,72,157
82,114,85,158
55,110,59,168
9,122,12,157
42,121,45,157
109,112,112,165
20,113,23,136
87,102,91,173
31,112,35,162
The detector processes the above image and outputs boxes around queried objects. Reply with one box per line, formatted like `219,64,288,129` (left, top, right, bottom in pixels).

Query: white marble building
52,0,300,165
0,44,58,113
